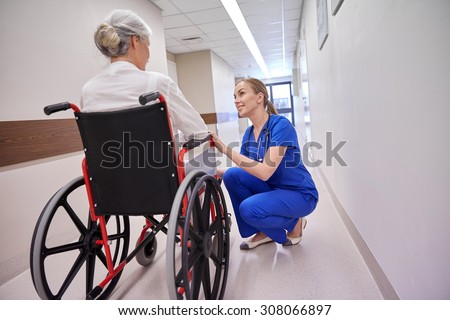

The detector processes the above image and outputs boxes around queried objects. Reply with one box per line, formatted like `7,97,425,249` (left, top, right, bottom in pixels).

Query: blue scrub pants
223,167,317,244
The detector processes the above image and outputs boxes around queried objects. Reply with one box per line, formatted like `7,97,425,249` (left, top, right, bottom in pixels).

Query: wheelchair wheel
166,170,230,300
30,176,130,300
135,231,157,266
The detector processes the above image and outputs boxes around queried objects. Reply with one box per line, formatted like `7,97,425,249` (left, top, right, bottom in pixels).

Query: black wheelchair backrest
75,102,178,215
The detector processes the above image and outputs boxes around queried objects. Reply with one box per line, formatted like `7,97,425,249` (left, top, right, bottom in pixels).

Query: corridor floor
0,165,383,300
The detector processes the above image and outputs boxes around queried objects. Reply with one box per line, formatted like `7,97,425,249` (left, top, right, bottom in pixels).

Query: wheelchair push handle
139,91,161,106
182,134,213,149
43,102,78,115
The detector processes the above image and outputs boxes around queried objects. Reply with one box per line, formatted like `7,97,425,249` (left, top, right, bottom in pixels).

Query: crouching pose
212,78,318,250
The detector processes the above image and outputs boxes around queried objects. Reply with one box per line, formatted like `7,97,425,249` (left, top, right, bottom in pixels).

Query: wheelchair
30,91,231,300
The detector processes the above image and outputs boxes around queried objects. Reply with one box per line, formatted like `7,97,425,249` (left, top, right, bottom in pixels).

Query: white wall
175,50,216,115
301,0,450,299
211,52,240,146
0,0,167,284
175,50,217,136
211,53,236,117
175,50,240,140
0,0,167,121
175,50,240,168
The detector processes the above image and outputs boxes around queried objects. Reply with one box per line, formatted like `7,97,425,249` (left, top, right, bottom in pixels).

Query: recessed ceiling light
220,0,271,79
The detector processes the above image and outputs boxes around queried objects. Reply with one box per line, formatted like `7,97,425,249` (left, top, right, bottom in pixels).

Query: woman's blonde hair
236,78,278,115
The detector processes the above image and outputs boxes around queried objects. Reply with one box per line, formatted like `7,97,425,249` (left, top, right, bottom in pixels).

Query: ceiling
149,0,303,80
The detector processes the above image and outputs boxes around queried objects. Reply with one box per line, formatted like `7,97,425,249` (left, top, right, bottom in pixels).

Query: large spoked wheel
166,170,230,300
30,176,130,300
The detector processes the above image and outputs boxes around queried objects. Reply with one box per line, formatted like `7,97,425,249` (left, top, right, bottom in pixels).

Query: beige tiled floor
0,164,383,300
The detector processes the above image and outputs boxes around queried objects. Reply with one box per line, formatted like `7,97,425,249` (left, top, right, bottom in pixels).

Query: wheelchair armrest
182,134,212,150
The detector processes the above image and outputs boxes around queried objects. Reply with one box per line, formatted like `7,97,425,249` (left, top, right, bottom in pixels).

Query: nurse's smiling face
234,81,264,118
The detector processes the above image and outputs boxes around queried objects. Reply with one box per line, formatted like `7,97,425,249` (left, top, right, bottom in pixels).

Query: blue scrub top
240,114,318,200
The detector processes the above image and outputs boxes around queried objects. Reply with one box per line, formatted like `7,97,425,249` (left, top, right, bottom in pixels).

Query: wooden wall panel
0,119,82,167
200,113,217,125
201,112,238,124
0,111,238,167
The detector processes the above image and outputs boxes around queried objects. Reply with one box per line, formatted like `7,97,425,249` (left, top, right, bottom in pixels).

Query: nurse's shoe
283,218,307,246
240,234,273,250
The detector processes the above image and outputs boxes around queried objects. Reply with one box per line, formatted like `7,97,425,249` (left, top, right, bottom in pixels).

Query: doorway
266,82,295,126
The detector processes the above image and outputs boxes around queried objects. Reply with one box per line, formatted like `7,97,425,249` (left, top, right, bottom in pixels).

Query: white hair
94,9,152,57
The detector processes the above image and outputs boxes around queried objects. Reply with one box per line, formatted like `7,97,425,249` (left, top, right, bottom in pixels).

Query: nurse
211,78,318,250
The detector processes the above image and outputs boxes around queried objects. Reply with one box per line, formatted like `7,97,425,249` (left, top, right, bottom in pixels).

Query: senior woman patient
212,78,318,250
81,9,208,142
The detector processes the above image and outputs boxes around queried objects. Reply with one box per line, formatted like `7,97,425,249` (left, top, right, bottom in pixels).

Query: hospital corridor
1,0,449,304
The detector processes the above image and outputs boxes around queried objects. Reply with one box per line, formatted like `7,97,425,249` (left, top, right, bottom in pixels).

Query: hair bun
94,23,121,56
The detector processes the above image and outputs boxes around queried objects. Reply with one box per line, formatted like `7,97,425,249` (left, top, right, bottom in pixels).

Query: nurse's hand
216,168,227,178
210,132,226,154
